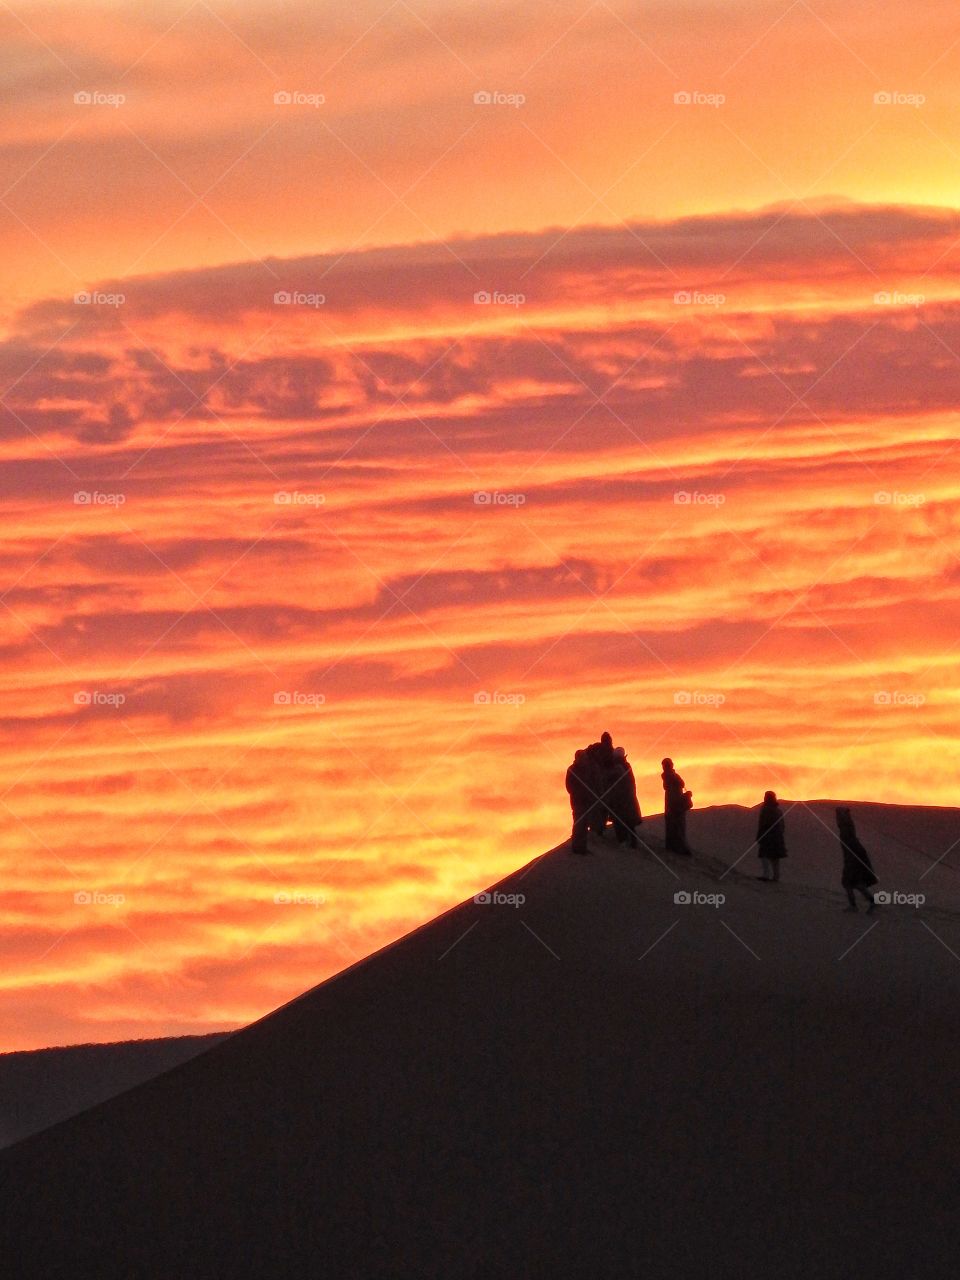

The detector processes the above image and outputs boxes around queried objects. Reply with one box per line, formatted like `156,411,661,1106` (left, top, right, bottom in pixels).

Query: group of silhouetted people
565,735,881,911
565,734,692,857
750,795,878,908
564,733,643,855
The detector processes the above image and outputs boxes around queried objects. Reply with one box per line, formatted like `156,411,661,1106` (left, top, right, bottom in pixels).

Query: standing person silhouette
609,746,642,848
584,731,617,836
755,790,787,881
836,807,878,912
661,758,690,855
565,750,599,855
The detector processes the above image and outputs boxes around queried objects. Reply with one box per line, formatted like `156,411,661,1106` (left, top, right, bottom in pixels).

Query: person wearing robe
756,790,787,881
661,758,690,855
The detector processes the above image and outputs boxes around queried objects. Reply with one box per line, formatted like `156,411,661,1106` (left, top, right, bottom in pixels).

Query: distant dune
0,1034,228,1150
2,802,959,1278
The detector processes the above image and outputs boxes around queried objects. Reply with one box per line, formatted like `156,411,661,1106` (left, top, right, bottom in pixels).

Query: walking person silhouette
836,807,879,912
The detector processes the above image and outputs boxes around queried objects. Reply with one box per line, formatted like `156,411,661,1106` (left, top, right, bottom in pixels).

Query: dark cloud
17,202,960,339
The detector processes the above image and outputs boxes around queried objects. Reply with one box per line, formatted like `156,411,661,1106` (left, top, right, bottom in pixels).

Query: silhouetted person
566,750,600,855
836,806,878,912
584,731,617,835
661,758,691,854
609,746,642,847
755,790,787,881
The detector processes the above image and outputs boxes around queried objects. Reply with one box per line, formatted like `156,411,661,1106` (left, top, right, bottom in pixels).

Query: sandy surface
0,1034,227,1150
1,803,959,1278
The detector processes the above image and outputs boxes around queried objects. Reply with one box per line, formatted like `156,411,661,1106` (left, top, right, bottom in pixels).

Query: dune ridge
2,801,959,1278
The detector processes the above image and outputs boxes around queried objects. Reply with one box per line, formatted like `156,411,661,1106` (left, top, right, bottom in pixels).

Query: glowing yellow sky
2,0,960,1049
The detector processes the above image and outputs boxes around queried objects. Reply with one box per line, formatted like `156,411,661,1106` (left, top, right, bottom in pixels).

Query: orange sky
2,0,960,1049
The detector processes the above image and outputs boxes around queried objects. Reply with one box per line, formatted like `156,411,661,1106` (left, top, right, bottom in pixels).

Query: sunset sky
3,0,960,1049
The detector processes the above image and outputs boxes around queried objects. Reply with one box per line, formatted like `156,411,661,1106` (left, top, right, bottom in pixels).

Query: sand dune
2,802,959,1278
0,1034,227,1151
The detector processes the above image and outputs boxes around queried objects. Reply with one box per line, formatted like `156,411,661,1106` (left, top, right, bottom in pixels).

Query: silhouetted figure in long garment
584,731,617,835
756,790,787,881
565,750,599,855
836,806,878,912
661,757,690,854
609,747,642,847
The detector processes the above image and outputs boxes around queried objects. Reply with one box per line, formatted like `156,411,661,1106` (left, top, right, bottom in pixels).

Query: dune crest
2,801,959,1278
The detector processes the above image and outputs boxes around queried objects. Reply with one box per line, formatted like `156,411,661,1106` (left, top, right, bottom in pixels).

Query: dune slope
0,1034,228,1150
2,803,960,1278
